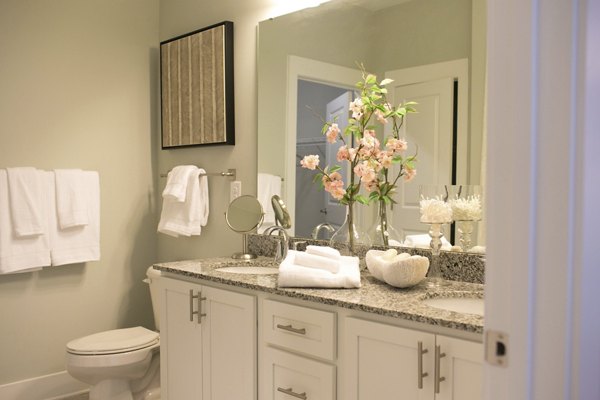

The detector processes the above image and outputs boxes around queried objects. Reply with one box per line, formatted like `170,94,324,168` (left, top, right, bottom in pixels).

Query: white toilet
66,267,162,400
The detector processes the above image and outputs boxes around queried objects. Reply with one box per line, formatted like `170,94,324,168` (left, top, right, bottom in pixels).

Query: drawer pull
189,290,207,324
417,341,429,389
434,345,446,394
277,387,307,400
276,324,306,335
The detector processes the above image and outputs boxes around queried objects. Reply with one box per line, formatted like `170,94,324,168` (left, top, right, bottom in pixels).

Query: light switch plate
230,180,242,202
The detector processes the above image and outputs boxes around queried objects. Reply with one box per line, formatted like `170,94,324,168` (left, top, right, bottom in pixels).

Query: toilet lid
66,327,159,355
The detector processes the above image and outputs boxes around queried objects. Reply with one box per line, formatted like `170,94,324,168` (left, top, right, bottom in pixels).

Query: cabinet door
344,317,435,400
160,278,203,400
202,285,257,400
435,335,483,400
261,346,336,400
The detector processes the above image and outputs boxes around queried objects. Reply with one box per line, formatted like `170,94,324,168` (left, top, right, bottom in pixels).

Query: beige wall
157,0,275,262
0,0,159,384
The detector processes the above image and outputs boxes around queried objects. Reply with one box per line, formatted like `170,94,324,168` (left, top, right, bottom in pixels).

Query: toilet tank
145,266,163,332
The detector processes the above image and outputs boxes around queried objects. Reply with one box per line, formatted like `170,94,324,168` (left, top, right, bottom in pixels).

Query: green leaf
312,173,323,183
380,78,394,86
355,194,369,205
329,165,341,173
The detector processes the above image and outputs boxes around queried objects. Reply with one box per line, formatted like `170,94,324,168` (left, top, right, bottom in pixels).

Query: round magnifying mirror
225,195,264,259
271,195,291,229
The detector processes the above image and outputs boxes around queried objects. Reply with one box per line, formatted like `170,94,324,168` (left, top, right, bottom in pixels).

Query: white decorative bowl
366,249,429,288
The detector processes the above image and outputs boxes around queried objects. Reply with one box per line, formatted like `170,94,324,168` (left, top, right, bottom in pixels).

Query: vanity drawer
263,299,336,360
262,346,336,400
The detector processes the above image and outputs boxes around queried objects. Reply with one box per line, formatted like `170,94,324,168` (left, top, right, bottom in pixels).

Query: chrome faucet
264,226,289,262
312,222,335,239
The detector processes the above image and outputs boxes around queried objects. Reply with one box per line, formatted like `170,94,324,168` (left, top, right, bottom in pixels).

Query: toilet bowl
66,267,162,400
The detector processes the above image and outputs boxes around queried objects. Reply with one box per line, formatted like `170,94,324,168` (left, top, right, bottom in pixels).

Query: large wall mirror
257,0,487,250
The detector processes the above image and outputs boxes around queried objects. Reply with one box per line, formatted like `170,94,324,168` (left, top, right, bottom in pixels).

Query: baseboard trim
0,371,89,400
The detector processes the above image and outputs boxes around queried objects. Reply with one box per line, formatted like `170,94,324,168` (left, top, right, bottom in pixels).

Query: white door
344,317,435,400
160,278,203,400
202,285,256,400
436,335,484,400
386,76,454,239
324,91,353,229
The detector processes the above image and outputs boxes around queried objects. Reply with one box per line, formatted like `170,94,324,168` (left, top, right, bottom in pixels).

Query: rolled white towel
305,245,341,260
294,251,340,273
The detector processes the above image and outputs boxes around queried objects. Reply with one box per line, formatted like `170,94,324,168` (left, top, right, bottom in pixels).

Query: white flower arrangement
419,196,453,223
449,195,482,221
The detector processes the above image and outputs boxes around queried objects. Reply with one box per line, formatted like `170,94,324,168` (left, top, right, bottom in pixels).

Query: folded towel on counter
158,167,209,237
294,251,340,273
257,173,282,233
0,170,51,274
403,234,452,250
54,169,89,229
305,245,341,260
47,171,100,266
6,167,45,237
277,250,361,288
162,165,197,202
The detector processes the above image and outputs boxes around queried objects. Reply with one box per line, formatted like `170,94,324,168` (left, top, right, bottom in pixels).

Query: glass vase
368,200,402,247
455,219,477,252
423,222,448,287
329,202,370,256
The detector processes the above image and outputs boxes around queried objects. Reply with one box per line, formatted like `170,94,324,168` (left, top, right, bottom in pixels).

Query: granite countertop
153,257,484,335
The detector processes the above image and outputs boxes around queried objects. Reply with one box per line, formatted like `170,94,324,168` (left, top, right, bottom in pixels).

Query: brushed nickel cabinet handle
434,344,446,394
276,324,306,335
417,341,429,389
189,289,206,324
277,387,307,400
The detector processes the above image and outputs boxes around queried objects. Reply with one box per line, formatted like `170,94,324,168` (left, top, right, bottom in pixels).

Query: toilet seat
67,327,159,355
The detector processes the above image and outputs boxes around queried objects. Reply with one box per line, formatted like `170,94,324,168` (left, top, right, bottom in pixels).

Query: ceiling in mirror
257,0,486,250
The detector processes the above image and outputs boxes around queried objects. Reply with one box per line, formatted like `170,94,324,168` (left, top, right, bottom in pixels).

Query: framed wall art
160,21,234,148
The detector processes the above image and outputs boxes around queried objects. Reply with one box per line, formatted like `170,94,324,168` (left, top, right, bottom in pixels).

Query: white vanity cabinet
343,317,483,400
159,277,257,400
260,299,337,400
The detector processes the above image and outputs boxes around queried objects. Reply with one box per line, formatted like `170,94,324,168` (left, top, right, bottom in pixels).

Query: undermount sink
422,296,484,316
215,266,279,275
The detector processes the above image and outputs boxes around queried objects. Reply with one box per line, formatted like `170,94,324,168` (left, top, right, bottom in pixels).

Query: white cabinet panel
435,335,483,400
262,346,336,400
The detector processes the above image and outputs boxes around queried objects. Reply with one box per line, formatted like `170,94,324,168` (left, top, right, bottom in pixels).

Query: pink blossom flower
378,152,393,169
300,154,319,170
386,137,408,153
363,179,379,192
375,109,388,124
354,161,377,183
323,172,346,200
325,123,340,144
349,97,364,120
403,166,417,182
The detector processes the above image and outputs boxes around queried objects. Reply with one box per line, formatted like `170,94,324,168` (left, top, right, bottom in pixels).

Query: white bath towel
305,245,341,260
6,167,44,237
162,165,197,202
294,251,340,273
403,234,452,250
257,173,282,233
47,171,101,266
0,170,51,274
158,167,209,237
277,250,361,288
54,169,89,229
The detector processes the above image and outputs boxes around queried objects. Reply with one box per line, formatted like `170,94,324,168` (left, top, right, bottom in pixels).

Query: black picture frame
160,21,235,148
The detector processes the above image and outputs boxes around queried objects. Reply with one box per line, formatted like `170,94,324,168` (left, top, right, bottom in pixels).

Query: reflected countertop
153,257,484,335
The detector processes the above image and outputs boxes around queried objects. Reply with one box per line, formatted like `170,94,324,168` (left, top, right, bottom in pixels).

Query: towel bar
160,168,236,180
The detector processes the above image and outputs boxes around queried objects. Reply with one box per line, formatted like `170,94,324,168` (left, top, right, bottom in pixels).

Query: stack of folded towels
277,245,361,288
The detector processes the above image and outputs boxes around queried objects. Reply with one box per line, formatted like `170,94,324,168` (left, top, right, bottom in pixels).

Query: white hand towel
277,250,361,288
54,169,89,229
294,251,340,273
48,171,101,266
162,165,197,202
257,173,282,233
0,170,51,274
305,245,341,260
158,167,209,237
403,234,452,250
6,167,44,237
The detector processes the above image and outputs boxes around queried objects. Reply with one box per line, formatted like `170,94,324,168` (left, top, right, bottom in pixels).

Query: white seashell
365,249,386,281
382,255,429,288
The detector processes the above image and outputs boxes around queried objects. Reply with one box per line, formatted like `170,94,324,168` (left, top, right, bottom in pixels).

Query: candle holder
448,185,482,252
